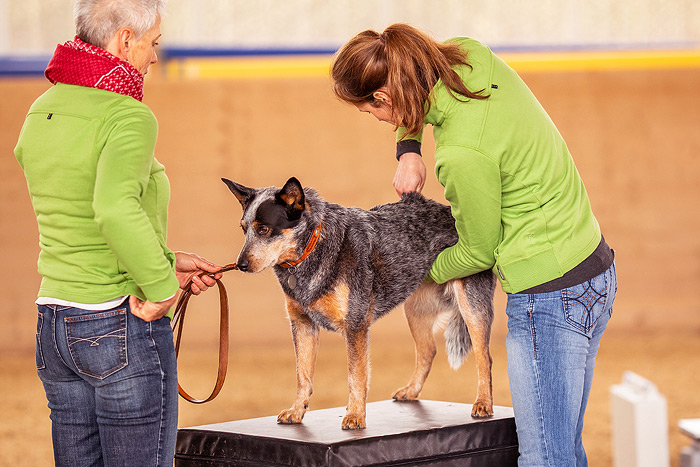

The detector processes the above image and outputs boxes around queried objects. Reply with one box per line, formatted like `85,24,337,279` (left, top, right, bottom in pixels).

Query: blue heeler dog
222,177,496,430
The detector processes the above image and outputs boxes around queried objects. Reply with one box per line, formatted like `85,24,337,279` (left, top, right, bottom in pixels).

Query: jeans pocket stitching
563,280,609,334
36,311,45,370
65,308,128,380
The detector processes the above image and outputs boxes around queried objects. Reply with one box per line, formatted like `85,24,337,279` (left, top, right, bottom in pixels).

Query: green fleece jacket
400,38,601,293
15,83,179,304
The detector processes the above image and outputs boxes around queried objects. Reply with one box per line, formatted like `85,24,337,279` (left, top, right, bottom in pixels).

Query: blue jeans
36,301,178,467
506,262,617,466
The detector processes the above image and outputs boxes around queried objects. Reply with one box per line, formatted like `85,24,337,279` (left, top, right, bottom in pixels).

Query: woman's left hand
174,251,223,294
393,152,426,197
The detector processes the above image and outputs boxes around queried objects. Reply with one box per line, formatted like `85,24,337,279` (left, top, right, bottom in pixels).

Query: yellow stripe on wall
165,55,334,79
164,49,700,80
500,49,700,73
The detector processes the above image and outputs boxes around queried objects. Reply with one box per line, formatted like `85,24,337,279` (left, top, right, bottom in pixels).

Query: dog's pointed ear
222,178,255,208
276,177,305,220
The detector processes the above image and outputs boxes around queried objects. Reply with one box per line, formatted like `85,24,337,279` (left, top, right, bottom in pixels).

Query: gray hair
74,0,167,48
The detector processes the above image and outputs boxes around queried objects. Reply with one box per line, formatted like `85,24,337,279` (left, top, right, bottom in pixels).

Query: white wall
2,0,699,56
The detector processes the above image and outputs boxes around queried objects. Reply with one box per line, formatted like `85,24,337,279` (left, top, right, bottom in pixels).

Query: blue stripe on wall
2,41,697,76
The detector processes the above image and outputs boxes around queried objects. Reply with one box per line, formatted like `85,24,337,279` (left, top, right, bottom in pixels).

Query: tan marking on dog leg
392,283,441,401
343,326,369,429
278,297,319,425
451,280,494,418
310,280,350,332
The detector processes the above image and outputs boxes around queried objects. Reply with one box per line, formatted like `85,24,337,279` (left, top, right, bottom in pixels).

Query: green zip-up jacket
15,83,179,304
400,38,601,293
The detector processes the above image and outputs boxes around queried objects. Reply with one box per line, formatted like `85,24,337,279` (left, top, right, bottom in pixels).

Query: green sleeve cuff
138,270,179,304
396,125,425,144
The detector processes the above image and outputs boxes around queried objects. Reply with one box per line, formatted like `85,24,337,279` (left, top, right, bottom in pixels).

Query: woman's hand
393,152,426,197
129,294,177,322
174,251,223,295
128,252,221,321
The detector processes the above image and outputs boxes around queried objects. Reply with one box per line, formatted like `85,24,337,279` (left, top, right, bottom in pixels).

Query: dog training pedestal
175,400,518,466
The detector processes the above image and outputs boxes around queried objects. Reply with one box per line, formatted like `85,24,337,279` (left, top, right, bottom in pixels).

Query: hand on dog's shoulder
369,190,443,213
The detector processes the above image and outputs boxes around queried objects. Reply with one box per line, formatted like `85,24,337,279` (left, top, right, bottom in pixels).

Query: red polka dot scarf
45,36,144,102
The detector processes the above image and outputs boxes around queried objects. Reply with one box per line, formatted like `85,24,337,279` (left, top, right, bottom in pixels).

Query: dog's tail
444,311,472,370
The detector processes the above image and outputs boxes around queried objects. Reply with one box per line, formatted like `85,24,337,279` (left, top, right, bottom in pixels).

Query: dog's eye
256,225,271,236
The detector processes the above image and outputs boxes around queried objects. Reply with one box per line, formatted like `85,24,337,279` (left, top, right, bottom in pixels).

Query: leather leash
172,263,237,404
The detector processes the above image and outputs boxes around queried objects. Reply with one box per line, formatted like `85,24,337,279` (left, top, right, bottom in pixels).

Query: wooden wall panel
2,68,699,353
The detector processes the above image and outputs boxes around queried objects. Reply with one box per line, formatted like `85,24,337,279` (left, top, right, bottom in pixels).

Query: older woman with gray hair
14,1,222,465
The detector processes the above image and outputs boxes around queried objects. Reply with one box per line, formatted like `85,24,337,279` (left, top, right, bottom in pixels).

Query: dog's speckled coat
223,177,496,429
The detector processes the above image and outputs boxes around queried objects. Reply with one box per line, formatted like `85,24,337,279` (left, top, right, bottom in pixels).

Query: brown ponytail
331,23,487,138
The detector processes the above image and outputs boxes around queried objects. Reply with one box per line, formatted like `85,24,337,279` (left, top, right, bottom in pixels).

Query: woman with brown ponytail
332,23,616,466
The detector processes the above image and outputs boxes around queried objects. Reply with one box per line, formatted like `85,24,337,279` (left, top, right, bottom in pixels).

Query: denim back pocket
65,308,128,379
36,311,46,370
562,272,610,337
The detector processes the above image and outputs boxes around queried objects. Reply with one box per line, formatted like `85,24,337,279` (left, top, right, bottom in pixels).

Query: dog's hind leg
450,278,494,418
392,282,443,401
277,297,319,425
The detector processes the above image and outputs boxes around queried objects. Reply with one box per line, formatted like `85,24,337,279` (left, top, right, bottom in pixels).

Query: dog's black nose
237,259,249,272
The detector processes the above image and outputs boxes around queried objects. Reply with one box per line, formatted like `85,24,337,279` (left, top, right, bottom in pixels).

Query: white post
610,371,669,467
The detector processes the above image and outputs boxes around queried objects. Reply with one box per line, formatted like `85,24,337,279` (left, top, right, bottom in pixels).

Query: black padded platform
175,400,518,466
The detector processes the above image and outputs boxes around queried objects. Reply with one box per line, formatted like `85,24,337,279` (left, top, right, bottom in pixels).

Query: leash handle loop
172,263,237,404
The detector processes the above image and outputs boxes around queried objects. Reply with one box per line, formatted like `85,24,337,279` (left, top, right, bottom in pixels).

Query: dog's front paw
470,399,493,418
392,385,421,401
277,407,306,425
341,412,366,430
